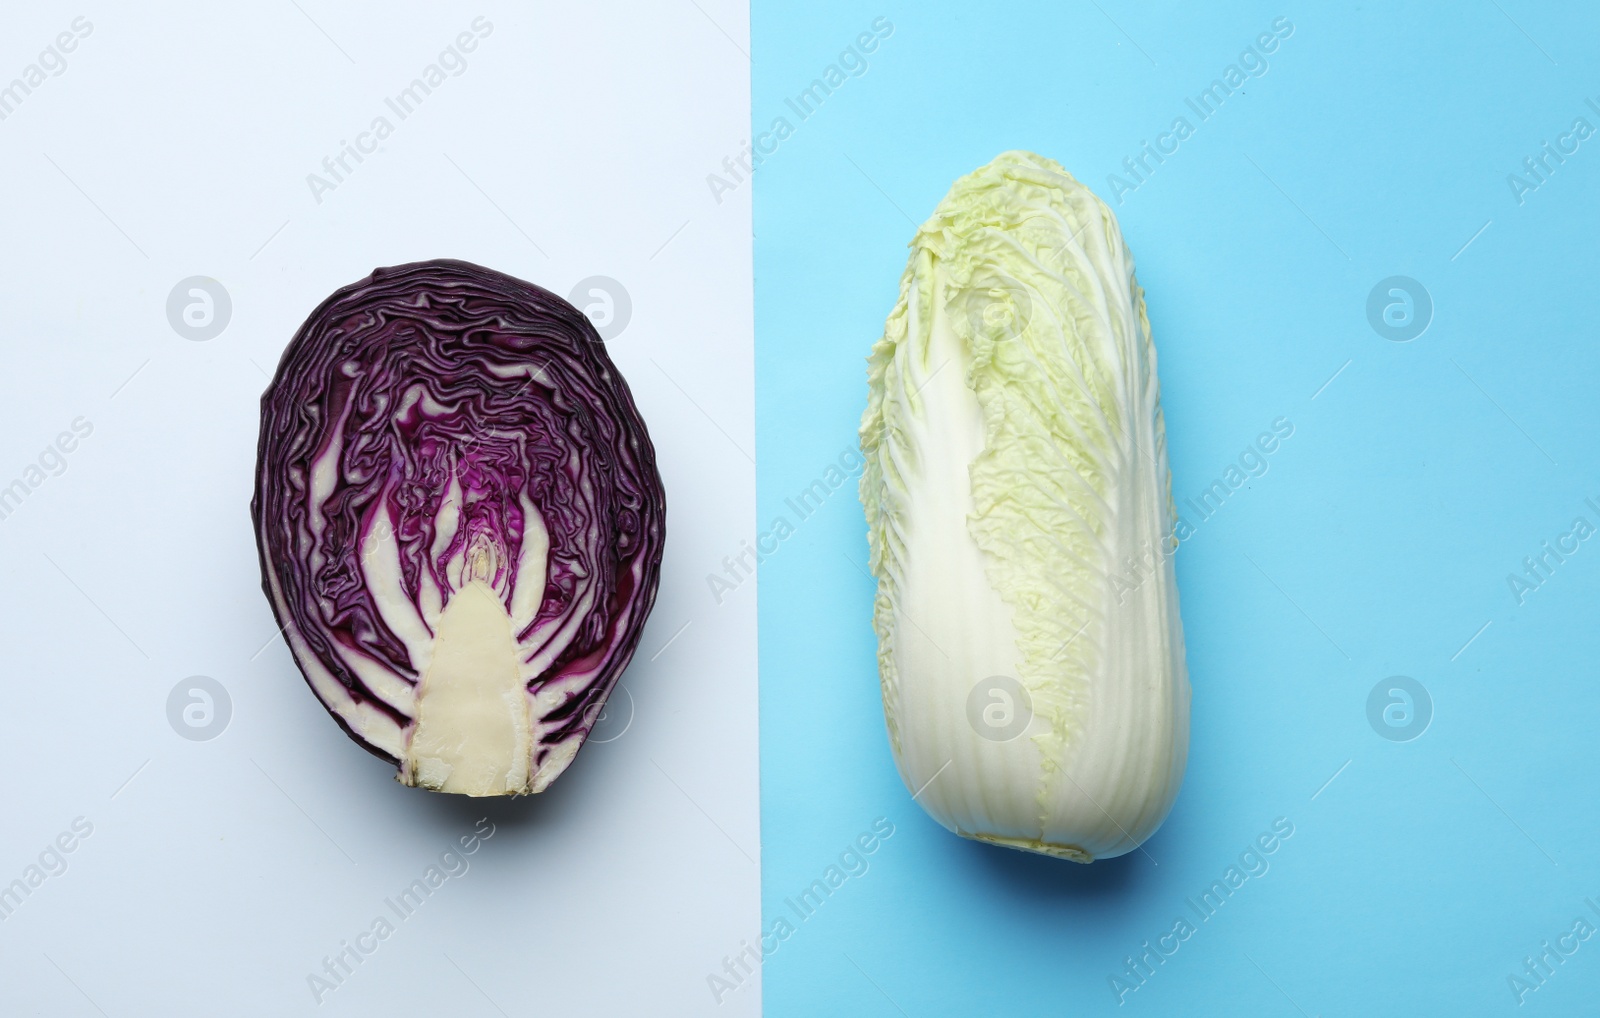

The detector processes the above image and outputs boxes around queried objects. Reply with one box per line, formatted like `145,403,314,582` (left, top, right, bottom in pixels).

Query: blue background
752,2,1600,1014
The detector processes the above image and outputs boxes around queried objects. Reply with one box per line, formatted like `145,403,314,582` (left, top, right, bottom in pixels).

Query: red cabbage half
252,259,665,796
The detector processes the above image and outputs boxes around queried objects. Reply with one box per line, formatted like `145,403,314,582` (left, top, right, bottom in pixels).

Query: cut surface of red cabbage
252,259,665,796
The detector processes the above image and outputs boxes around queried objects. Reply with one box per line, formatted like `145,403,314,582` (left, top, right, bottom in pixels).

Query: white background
0,2,757,1014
